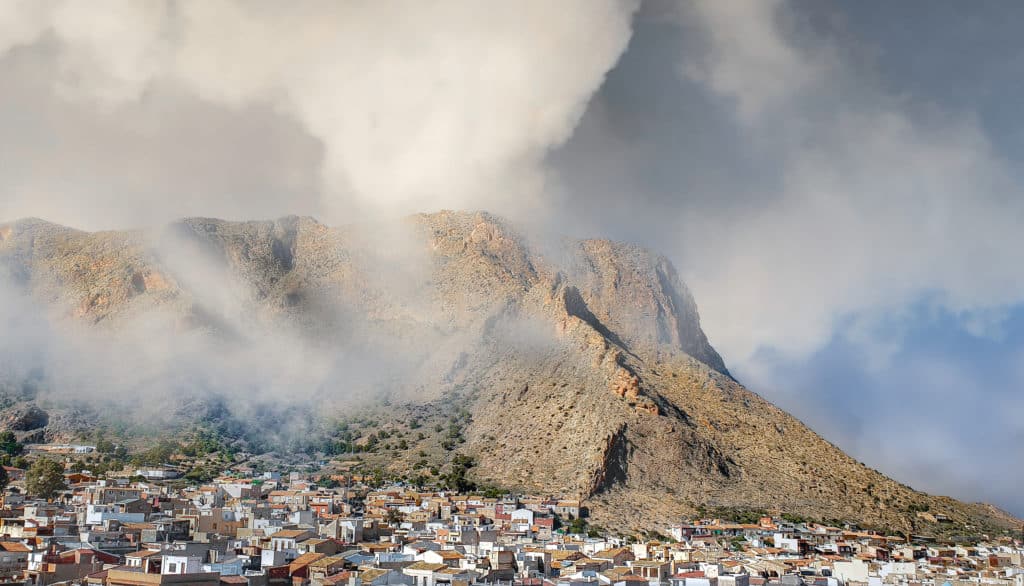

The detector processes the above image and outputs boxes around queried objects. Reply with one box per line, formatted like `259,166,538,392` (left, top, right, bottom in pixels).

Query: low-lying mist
0,214,569,453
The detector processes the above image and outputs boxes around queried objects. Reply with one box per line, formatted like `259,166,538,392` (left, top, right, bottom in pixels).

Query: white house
718,574,750,586
135,468,181,480
833,560,870,583
84,504,145,525
773,533,800,553
162,554,202,575
261,548,288,569
510,508,535,532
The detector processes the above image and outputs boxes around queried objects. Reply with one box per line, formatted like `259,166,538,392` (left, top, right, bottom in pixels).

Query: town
0,443,1018,586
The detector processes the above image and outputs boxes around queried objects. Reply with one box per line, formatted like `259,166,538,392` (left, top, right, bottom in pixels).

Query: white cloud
678,0,828,121
0,0,638,226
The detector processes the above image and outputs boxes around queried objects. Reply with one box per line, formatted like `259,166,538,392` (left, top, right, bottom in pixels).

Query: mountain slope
0,211,1018,534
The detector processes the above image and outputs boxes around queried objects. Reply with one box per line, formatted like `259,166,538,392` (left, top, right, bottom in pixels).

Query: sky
1,0,1023,515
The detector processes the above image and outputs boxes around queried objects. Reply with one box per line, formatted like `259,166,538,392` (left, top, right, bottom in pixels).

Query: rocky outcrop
609,364,659,415
611,368,641,402
568,239,729,375
0,404,49,432
589,425,630,494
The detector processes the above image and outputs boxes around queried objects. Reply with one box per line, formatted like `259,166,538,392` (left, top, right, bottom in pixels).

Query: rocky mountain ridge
0,211,1018,534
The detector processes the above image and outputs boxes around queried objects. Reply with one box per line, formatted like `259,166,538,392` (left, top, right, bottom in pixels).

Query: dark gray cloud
554,0,1024,365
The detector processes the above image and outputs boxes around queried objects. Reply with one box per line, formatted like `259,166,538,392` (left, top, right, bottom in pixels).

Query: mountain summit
0,211,1017,533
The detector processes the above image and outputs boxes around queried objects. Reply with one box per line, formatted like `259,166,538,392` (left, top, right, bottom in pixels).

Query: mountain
0,211,1018,534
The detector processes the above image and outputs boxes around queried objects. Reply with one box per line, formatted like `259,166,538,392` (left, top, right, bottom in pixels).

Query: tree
184,465,217,483
27,459,67,499
385,508,406,525
441,455,476,492
95,438,116,454
0,466,8,492
481,486,505,499
567,516,587,535
0,432,22,457
318,475,340,489
132,441,178,467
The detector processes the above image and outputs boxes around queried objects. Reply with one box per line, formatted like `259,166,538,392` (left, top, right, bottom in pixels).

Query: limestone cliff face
565,239,728,376
0,212,1019,533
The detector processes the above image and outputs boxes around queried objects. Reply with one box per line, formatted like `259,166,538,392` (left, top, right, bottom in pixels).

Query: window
167,562,177,573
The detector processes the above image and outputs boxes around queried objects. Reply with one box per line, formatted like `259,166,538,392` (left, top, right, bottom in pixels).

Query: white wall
833,560,869,583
